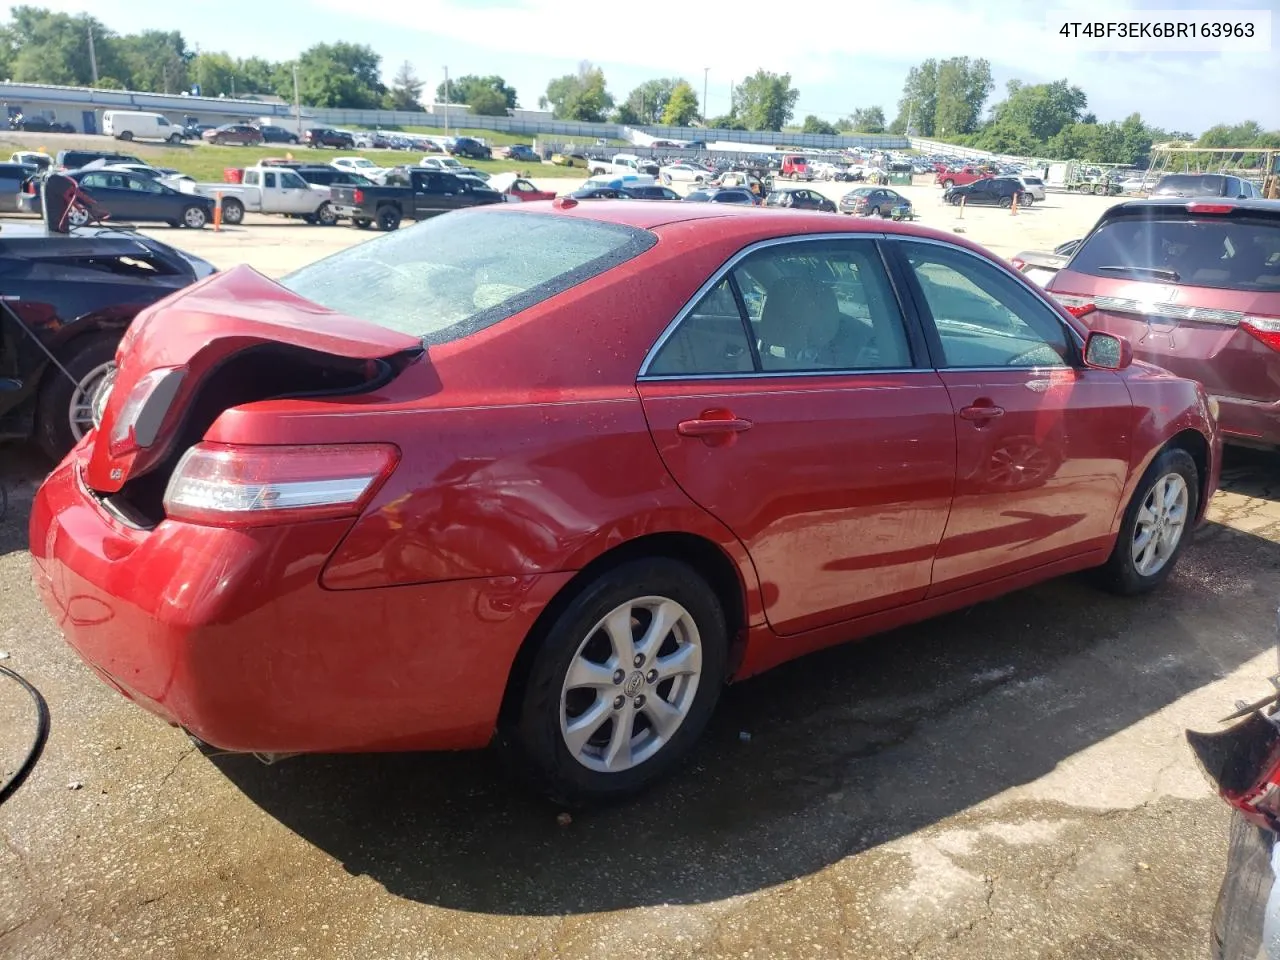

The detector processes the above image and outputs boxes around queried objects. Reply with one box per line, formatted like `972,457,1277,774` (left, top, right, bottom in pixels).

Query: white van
101,111,181,144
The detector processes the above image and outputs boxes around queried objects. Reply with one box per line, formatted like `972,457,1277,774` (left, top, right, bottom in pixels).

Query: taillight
353,189,364,204
1187,201,1235,215
162,442,399,528
1052,294,1096,319
1242,316,1280,352
108,366,186,457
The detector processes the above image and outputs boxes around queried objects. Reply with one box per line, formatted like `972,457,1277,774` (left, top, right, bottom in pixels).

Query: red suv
1048,199,1280,448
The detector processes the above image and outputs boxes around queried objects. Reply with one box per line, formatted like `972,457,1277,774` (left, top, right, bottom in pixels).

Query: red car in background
201,124,265,147
31,202,1219,803
487,172,557,202
936,166,994,188
1048,198,1280,449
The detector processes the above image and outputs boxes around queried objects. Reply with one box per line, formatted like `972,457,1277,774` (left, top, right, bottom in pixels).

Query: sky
8,0,1280,134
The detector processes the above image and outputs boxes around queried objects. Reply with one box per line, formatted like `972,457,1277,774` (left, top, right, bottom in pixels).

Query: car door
890,238,1132,594
79,172,132,219
637,237,956,636
124,174,170,220
411,171,454,217
276,170,314,213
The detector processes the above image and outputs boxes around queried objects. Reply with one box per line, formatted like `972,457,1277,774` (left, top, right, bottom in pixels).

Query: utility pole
443,66,450,136
87,25,98,84
292,63,301,135
905,100,913,138
702,67,709,127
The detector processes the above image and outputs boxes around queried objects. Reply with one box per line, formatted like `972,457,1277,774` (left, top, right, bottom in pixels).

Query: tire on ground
34,332,119,461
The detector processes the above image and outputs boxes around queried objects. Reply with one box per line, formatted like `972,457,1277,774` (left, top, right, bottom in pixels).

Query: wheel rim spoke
642,695,683,741
1131,472,1189,576
602,606,636,668
636,598,682,661
655,642,701,682
565,657,617,691
563,698,611,756
602,710,633,770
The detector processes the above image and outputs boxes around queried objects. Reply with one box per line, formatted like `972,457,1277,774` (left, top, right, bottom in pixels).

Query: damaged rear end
83,264,422,528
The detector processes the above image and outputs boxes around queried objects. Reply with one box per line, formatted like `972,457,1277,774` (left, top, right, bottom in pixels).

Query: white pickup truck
587,153,661,178
174,165,339,225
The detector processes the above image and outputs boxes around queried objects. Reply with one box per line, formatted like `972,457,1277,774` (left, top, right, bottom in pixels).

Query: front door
275,170,314,213
412,172,457,218
638,237,956,636
892,239,1132,594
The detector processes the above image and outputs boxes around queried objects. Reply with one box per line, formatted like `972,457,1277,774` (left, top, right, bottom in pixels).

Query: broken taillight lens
108,366,186,457
162,442,399,528
1241,316,1280,352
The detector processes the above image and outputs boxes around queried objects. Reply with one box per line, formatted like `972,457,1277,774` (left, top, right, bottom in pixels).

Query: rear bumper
29,447,573,754
332,204,367,219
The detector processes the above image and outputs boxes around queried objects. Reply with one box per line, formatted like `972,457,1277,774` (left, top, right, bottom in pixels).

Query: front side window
280,211,656,345
903,242,1072,368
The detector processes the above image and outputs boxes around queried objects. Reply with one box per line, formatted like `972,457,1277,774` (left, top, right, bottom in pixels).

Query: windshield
279,210,656,345
1069,216,1280,291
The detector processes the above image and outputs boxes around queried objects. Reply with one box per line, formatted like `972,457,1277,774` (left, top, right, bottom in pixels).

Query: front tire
503,558,728,804
182,204,208,228
314,201,337,226
34,333,119,461
1098,447,1199,595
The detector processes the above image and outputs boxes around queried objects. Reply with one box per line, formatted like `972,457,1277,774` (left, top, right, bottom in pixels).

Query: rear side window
1068,216,1280,291
280,210,656,345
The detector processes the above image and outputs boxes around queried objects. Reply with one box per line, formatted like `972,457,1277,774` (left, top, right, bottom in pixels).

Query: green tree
987,79,1087,142
801,114,837,135
933,56,992,137
8,7,118,86
192,52,236,96
283,42,385,109
732,69,799,131
115,30,189,93
708,113,746,130
235,56,277,94
662,80,699,126
543,62,613,122
613,78,682,125
891,59,937,135
438,74,517,112
386,60,423,111
849,106,885,133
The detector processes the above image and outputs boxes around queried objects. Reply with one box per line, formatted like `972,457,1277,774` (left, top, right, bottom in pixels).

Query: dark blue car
66,169,216,228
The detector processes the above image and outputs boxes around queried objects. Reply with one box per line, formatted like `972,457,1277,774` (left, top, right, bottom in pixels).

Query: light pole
292,63,301,136
443,66,450,137
702,67,709,126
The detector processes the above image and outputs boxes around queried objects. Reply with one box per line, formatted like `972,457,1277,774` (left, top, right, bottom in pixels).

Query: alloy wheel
1131,472,1189,576
559,595,703,774
68,361,116,441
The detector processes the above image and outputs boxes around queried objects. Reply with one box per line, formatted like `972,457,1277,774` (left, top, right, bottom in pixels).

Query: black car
570,185,681,201
56,150,144,172
67,169,217,229
8,114,74,134
839,186,912,217
257,124,300,145
449,137,493,160
0,222,214,458
943,177,1030,208
684,187,758,205
765,188,837,212
303,128,355,149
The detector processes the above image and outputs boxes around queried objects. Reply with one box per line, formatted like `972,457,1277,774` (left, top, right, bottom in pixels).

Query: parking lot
3,188,1279,960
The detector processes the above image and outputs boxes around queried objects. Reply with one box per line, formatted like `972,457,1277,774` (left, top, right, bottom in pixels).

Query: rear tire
500,558,728,805
1097,447,1199,595
119,130,133,141
999,196,1012,208
220,197,244,225
376,206,401,231
35,333,119,461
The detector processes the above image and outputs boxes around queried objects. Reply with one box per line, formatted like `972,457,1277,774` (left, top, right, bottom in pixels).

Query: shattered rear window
279,209,656,346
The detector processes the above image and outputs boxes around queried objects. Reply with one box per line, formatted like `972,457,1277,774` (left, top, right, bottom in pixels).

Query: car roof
497,200,991,249
1098,197,1280,218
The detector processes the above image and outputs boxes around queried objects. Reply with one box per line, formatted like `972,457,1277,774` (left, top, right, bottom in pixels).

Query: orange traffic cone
958,196,965,219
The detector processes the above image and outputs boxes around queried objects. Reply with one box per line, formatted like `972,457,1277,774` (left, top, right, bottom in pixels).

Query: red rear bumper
29,448,572,754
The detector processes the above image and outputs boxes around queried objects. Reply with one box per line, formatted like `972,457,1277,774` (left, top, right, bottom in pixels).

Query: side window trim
885,236,1084,370
639,233,928,381
727,272,763,371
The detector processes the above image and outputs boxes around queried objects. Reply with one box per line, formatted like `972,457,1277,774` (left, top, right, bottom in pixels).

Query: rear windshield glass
1069,215,1280,291
1154,174,1226,196
279,209,656,345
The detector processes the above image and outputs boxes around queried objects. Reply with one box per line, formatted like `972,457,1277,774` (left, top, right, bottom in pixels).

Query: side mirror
1084,331,1132,371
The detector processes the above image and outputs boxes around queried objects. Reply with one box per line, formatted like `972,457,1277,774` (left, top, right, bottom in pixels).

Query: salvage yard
2,187,1280,960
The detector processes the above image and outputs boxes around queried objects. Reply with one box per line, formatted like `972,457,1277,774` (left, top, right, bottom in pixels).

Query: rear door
411,171,456,217
892,238,1131,591
638,237,956,636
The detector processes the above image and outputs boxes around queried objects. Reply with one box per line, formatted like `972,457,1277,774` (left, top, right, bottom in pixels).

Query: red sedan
30,201,1221,802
